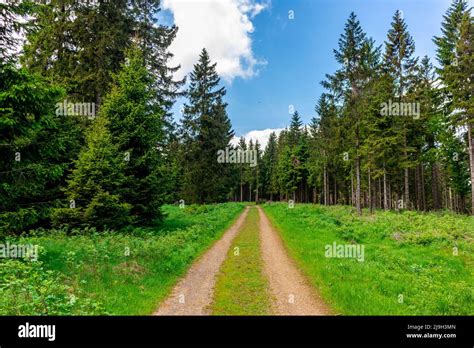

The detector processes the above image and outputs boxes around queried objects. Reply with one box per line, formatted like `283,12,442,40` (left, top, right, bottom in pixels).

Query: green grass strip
211,207,272,315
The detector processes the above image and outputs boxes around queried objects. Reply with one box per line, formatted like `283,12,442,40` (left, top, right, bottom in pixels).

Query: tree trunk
323,165,328,205
421,164,426,211
416,164,422,210
388,181,392,210
378,177,382,209
240,182,243,202
432,163,440,210
468,123,474,215
356,158,362,215
383,168,389,211
351,172,355,207
368,168,373,213
404,165,409,209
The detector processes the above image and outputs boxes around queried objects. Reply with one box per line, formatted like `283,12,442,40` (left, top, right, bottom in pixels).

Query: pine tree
285,110,306,201
250,140,263,202
0,64,82,233
296,126,310,203
54,46,166,228
322,12,377,214
433,0,470,83
23,0,182,111
276,144,294,201
288,111,303,147
318,95,332,205
0,0,33,63
310,94,342,205
274,130,288,200
409,56,439,211
52,115,132,229
262,132,278,201
359,56,393,212
23,1,131,106
443,11,474,214
130,0,185,142
384,9,419,209
308,115,323,204
180,48,234,203
237,137,248,201
102,46,167,223
434,0,471,213
246,139,255,201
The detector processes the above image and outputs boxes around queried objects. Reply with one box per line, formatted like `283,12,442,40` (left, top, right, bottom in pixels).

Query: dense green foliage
179,49,234,204
1,0,473,235
0,203,244,315
263,203,474,315
0,0,34,62
233,3,474,218
50,46,168,228
21,0,182,108
0,65,83,234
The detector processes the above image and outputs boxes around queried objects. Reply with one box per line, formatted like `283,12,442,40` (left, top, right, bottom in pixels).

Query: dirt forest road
257,206,331,315
154,207,250,315
154,205,331,315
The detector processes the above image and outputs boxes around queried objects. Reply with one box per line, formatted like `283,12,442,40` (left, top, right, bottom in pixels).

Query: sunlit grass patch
263,203,473,315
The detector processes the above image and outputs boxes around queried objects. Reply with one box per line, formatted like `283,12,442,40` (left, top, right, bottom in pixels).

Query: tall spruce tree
253,140,263,202
237,136,248,201
180,48,234,203
102,46,167,223
0,64,82,233
384,9,419,209
443,11,474,214
52,114,132,229
322,12,377,214
58,45,167,227
23,0,131,106
246,139,255,201
308,114,323,204
317,94,340,205
262,132,278,201
434,0,470,84
288,111,303,147
22,0,182,111
0,0,33,63
130,0,185,142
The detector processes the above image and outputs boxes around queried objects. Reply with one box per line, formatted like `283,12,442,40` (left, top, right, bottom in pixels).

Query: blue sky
162,0,473,145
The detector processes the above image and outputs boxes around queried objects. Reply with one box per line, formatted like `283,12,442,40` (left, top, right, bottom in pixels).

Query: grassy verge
0,203,245,315
263,203,473,315
211,207,272,315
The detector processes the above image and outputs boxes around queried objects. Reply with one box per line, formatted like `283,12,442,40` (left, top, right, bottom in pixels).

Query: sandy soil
154,207,249,315
257,206,331,315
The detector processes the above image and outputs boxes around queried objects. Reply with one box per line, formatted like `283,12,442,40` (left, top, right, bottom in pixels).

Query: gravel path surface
257,206,331,315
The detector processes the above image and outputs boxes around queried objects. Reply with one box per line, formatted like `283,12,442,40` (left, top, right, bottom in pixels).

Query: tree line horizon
0,0,472,234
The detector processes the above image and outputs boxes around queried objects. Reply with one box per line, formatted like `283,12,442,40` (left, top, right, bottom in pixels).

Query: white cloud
231,128,284,149
162,0,269,83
